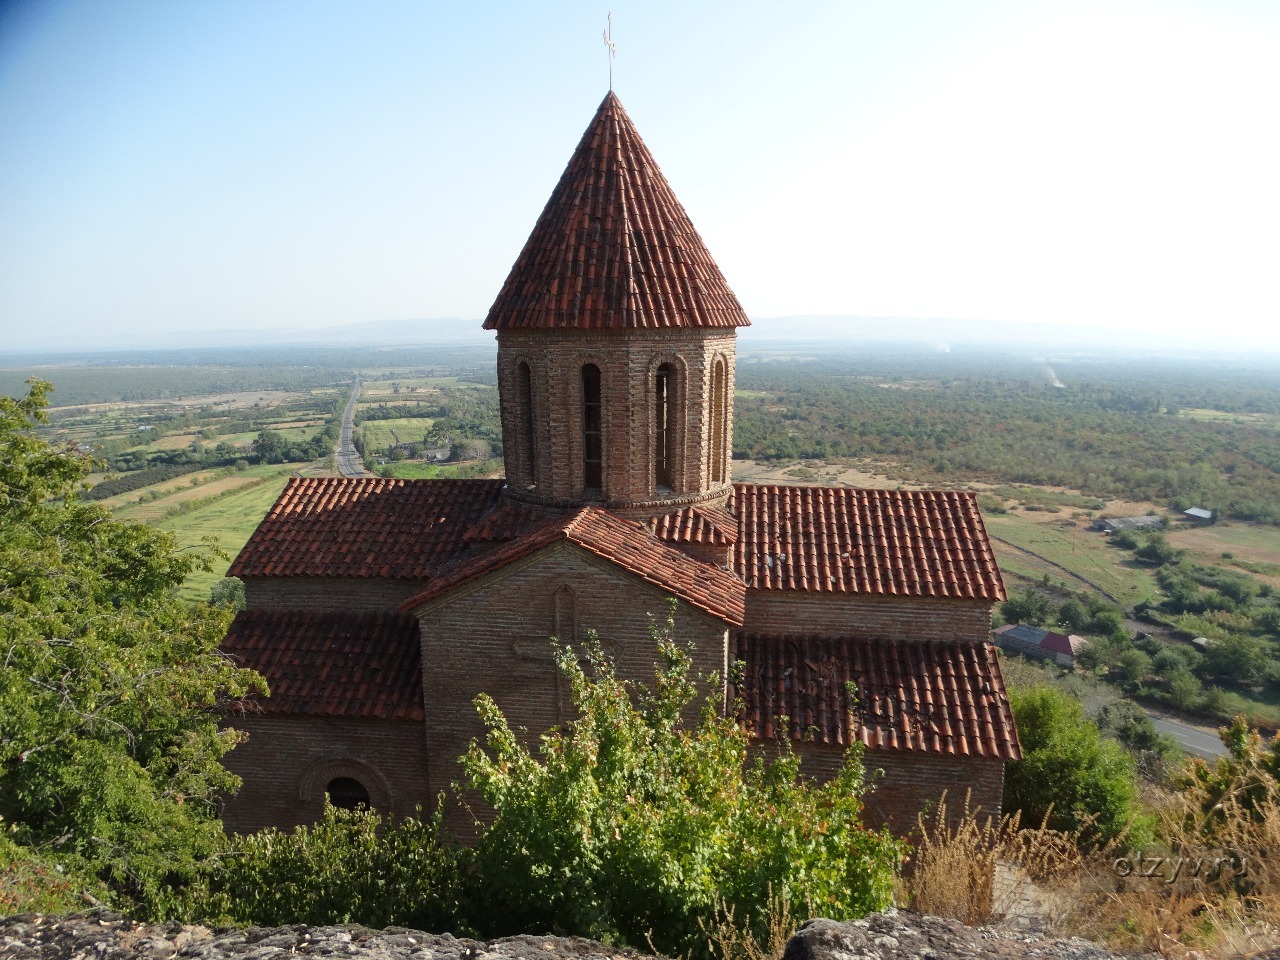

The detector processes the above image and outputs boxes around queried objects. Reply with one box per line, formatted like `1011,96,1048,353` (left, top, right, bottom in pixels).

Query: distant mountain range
1,314,1268,361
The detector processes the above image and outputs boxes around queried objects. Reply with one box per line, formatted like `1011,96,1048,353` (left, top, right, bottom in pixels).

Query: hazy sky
2,1,1278,350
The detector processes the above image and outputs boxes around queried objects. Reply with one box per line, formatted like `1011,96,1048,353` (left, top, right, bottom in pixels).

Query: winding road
334,378,370,477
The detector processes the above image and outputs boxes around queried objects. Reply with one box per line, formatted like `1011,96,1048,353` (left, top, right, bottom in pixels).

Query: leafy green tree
0,380,264,914
1004,685,1148,845
1202,633,1270,686
252,428,288,464
460,606,902,959
209,576,246,611
1001,588,1052,626
1135,532,1179,566
1057,598,1089,633
1116,648,1152,688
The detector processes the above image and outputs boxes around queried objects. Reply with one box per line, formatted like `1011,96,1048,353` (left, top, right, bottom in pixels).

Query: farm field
158,464,302,602
112,464,289,524
359,417,435,453
983,512,1159,606
1166,522,1280,587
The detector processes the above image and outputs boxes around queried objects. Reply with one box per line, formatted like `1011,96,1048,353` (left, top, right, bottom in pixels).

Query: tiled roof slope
404,506,746,625
229,477,505,579
222,609,423,721
731,484,1005,601
648,505,738,546
483,92,750,331
735,634,1020,760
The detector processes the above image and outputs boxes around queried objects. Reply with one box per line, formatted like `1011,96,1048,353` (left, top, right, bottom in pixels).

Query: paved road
1145,709,1226,760
334,378,370,477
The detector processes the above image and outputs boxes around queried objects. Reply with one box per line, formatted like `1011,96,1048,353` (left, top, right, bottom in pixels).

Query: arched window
711,359,727,484
581,364,602,492
518,361,536,487
654,363,674,490
326,776,371,810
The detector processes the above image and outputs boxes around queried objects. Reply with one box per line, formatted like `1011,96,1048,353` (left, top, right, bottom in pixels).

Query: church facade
220,93,1019,837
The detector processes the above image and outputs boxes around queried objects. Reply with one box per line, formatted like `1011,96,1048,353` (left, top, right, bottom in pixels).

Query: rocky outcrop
0,910,1159,960
783,912,1153,960
0,914,654,960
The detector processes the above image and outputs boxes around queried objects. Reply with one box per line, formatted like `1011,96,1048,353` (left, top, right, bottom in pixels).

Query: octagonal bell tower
483,93,750,518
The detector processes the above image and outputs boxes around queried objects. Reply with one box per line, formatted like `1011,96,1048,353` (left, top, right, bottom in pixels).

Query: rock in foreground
1,910,1160,960
784,913,1153,960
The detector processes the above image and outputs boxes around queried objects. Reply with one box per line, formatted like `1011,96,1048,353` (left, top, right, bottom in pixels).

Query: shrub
1004,685,1149,845
460,605,903,959
186,804,464,930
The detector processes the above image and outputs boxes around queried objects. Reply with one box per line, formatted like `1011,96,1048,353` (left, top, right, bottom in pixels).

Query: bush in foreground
461,606,903,959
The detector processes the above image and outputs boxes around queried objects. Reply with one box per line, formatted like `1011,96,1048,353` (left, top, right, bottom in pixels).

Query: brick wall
220,714,430,835
744,592,994,644
791,743,1005,836
411,540,732,834
243,576,425,611
495,328,737,513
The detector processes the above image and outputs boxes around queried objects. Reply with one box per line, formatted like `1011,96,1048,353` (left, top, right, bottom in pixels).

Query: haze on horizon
2,1,1278,353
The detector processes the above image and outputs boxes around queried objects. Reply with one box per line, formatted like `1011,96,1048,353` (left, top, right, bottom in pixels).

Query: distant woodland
733,353,1280,524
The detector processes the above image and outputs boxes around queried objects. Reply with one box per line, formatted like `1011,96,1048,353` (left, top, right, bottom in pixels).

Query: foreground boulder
0,914,653,960
783,912,1153,960
1,910,1161,960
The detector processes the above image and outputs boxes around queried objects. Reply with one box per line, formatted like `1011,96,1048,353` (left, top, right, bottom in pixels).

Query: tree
252,429,288,464
0,380,264,914
1001,588,1052,626
460,605,902,959
1003,685,1148,844
1203,633,1270,686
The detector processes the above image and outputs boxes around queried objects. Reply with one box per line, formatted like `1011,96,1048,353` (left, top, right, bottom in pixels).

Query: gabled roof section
229,477,505,579
735,634,1020,760
483,92,750,331
403,506,746,625
730,484,1006,601
222,609,423,721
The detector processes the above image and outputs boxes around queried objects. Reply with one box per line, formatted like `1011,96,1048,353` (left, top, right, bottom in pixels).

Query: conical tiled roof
483,92,750,331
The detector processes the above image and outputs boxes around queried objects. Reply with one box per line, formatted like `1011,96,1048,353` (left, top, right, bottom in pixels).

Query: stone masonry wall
495,328,736,513
411,541,732,835
793,743,1005,835
220,714,430,835
744,592,994,644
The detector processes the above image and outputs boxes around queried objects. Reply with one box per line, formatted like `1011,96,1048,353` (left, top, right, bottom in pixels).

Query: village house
219,92,1019,837
993,623,1087,668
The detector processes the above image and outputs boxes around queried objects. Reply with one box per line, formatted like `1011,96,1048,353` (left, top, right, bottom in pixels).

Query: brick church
220,92,1020,837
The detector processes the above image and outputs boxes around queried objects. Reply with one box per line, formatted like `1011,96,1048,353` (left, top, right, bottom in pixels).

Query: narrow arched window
326,776,370,810
655,363,674,490
518,361,536,487
711,359,727,483
581,364,602,491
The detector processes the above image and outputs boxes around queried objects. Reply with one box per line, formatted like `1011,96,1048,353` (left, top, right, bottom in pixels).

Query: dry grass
699,888,798,960
899,731,1280,958
897,792,1084,925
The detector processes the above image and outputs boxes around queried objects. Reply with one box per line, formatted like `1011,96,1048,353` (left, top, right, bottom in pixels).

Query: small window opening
326,776,371,810
655,363,674,490
519,361,536,487
582,364,602,492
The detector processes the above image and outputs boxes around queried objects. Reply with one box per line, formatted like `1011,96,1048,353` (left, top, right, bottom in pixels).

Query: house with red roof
219,92,1019,837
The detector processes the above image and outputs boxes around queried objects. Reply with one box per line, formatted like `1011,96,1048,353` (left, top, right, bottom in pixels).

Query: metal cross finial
603,12,616,91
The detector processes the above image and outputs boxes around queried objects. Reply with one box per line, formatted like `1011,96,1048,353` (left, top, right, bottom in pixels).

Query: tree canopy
0,380,264,914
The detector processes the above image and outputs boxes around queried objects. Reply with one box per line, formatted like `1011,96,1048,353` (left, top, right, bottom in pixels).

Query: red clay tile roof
730,484,1005,601
229,477,505,579
403,506,746,624
648,505,739,546
734,634,1020,760
483,92,750,331
462,498,557,543
222,609,423,721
